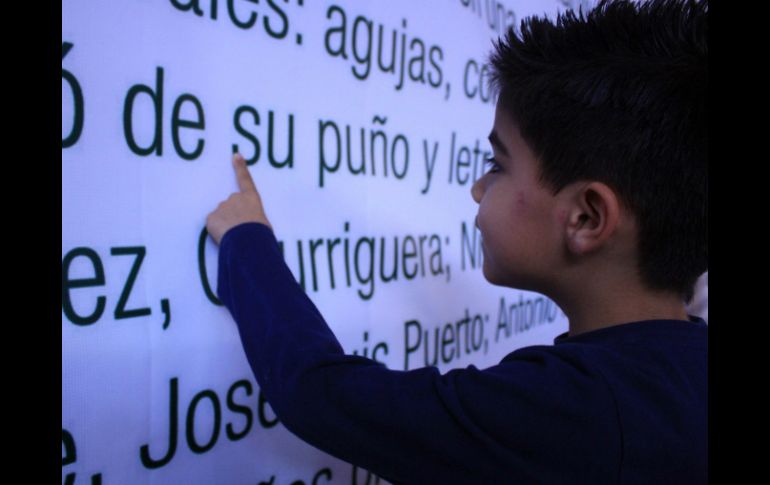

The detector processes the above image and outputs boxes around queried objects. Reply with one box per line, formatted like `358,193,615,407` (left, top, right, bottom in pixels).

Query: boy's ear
564,181,621,256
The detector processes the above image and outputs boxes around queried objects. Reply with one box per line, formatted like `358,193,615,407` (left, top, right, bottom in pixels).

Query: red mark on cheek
558,210,567,223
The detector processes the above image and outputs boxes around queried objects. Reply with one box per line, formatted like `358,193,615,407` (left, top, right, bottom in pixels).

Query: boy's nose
471,177,483,204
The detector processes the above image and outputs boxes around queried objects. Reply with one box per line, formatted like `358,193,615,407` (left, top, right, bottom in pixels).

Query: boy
206,0,707,483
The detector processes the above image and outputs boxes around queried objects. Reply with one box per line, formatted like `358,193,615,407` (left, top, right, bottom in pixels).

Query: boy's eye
484,156,501,173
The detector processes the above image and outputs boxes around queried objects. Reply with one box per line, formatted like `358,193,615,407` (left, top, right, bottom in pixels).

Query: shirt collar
553,314,707,345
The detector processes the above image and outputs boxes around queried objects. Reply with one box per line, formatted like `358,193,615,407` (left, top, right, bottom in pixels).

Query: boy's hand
206,153,273,245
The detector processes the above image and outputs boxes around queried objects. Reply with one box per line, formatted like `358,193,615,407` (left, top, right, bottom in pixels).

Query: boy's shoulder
490,316,707,387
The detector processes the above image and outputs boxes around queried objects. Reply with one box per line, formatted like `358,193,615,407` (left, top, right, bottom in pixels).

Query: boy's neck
553,283,691,338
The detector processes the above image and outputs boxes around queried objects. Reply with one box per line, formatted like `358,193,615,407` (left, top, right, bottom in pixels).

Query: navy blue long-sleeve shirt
216,222,708,484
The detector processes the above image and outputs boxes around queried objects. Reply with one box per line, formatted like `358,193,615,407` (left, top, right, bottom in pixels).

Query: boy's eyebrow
488,130,509,157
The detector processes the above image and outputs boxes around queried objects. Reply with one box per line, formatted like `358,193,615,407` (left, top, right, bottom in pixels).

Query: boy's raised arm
216,222,619,484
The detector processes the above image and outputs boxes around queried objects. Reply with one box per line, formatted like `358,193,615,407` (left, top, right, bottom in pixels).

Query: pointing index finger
233,153,257,193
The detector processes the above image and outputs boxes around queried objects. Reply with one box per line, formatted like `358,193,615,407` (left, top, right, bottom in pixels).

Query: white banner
62,1,589,483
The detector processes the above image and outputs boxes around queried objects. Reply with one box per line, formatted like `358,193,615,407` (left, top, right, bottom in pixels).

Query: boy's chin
481,259,507,287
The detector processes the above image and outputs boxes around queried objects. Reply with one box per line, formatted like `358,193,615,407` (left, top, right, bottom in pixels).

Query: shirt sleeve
216,222,620,484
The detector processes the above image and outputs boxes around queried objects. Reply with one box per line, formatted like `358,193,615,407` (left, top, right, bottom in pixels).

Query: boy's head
474,0,707,304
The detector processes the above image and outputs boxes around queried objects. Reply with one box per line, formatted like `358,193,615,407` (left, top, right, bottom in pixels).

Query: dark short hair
486,0,707,304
